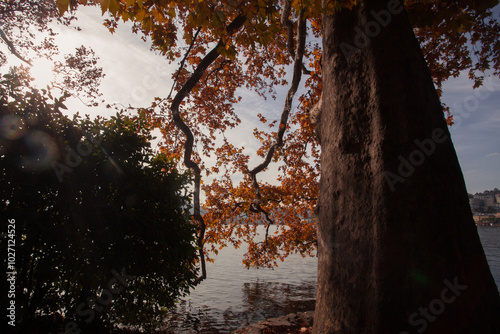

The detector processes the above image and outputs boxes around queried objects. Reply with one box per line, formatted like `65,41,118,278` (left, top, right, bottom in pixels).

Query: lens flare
0,115,26,140
22,130,60,171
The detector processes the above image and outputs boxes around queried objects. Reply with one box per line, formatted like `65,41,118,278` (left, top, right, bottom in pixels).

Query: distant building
474,214,497,225
470,197,483,211
469,190,500,213
473,194,495,209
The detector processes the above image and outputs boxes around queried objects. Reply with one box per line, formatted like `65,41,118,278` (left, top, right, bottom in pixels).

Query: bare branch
302,64,312,75
281,2,312,75
281,0,295,58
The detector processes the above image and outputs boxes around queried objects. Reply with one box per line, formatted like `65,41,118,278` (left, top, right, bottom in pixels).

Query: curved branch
166,26,202,101
247,9,307,239
0,27,32,65
249,9,306,183
170,14,246,284
281,3,311,75
302,64,312,75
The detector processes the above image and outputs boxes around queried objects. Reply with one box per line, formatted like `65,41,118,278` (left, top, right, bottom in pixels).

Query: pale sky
2,6,499,195
443,75,500,194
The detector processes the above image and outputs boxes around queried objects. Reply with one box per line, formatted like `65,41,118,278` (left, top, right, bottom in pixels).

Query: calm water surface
163,226,500,333
478,227,500,289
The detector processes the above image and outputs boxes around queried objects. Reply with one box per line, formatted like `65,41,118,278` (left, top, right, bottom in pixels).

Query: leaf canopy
53,0,500,269
0,68,198,332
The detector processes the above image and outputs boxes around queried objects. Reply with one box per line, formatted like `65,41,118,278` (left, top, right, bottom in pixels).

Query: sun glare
30,58,55,89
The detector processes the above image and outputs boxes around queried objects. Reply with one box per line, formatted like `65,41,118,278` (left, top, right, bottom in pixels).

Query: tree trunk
314,1,500,333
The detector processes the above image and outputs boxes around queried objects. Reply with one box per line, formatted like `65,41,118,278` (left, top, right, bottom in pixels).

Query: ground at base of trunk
233,311,314,334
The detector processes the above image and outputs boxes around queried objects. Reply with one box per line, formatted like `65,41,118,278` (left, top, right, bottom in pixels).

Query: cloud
486,152,499,157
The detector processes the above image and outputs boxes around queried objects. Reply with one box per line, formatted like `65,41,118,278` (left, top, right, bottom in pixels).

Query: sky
442,75,500,194
2,5,499,195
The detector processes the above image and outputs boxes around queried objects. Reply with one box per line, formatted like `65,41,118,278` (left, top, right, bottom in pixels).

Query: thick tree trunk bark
314,1,500,333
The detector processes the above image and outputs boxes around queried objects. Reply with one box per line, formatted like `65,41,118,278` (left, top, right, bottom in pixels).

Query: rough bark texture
314,1,500,333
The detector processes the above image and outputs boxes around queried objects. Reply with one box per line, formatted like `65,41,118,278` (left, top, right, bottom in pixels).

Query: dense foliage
54,0,500,270
0,0,104,105
0,68,198,333
5,0,500,273
1,1,499,332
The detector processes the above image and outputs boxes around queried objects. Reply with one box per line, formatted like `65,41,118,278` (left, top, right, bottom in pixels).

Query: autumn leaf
60,0,500,271
56,0,71,14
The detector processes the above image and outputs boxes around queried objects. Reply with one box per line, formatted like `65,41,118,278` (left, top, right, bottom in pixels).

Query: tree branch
246,9,307,244
170,14,246,284
249,9,306,183
281,0,295,58
0,27,32,65
166,26,202,101
281,2,311,75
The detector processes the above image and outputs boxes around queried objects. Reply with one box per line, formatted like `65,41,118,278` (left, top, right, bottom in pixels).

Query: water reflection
163,280,316,334
242,280,316,317
161,228,500,333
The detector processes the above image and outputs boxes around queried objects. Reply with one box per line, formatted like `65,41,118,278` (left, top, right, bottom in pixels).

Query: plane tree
56,0,500,266
315,1,500,332
56,0,500,332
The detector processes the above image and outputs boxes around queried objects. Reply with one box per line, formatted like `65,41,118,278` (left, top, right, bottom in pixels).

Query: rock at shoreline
233,311,314,334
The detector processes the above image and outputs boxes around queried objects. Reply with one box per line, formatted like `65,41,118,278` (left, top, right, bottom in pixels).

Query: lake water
478,227,500,289
163,227,500,334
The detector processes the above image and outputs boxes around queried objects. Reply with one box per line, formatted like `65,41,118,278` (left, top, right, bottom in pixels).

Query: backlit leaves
55,0,500,269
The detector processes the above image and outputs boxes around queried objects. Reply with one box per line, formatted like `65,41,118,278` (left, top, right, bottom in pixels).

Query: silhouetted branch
246,8,307,245
170,14,247,284
166,26,202,101
0,27,31,65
